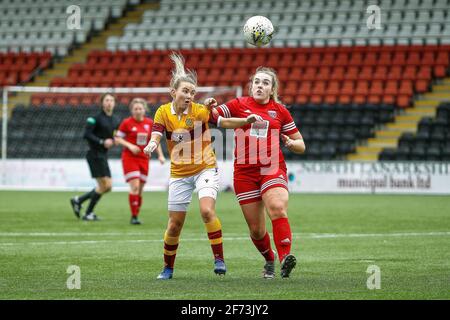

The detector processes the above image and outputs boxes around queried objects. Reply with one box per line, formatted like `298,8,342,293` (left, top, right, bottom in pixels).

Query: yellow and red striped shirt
152,102,216,178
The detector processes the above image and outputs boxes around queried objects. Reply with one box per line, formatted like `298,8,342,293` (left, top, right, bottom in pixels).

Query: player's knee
130,184,139,194
200,206,216,222
167,219,184,234
250,227,266,240
103,183,112,193
267,201,287,219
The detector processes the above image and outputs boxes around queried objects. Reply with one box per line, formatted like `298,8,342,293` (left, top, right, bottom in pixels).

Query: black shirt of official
83,110,120,153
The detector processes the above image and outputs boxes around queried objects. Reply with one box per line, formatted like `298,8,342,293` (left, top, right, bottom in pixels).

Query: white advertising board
1,160,449,194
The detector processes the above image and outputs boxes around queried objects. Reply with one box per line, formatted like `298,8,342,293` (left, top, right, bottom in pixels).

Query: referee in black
70,93,120,221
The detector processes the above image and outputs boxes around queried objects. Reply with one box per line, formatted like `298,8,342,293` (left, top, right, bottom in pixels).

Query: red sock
251,232,275,262
129,194,140,217
272,217,292,262
138,195,142,208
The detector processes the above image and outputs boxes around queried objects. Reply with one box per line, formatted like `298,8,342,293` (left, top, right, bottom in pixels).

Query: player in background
143,53,262,280
208,67,306,279
115,98,165,225
70,93,121,221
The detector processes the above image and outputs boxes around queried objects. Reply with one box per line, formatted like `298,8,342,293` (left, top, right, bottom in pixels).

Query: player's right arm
144,107,165,155
115,120,141,155
212,109,262,128
115,137,141,155
144,133,162,154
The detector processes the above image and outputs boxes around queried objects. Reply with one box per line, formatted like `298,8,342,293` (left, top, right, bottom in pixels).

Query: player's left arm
280,107,306,154
281,132,306,154
156,144,166,164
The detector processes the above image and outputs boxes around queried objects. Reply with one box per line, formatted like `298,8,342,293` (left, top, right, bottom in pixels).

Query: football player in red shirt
115,98,165,224
208,67,306,279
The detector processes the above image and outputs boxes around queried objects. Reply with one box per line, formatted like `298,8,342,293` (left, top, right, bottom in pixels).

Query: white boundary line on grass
0,231,449,246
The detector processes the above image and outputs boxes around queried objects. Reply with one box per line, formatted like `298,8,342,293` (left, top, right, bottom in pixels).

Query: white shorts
168,168,220,212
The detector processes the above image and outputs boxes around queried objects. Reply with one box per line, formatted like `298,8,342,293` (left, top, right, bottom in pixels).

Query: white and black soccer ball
243,16,274,47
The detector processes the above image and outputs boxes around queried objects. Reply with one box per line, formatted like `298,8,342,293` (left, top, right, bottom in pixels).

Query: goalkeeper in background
70,93,120,221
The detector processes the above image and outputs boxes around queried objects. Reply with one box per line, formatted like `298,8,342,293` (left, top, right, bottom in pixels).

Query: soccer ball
243,16,274,47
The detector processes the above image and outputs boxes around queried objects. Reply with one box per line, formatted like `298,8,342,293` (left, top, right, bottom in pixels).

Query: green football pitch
0,191,449,300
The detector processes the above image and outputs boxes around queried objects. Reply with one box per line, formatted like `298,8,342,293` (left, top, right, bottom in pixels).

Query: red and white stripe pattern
218,104,231,118
281,121,297,134
260,177,288,194
236,190,261,203
124,171,140,181
152,123,165,136
140,174,147,182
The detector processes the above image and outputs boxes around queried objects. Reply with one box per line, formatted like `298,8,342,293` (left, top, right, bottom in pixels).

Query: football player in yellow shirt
144,53,261,280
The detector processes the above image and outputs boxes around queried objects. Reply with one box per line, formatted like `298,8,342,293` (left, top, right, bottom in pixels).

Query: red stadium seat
311,81,326,96
387,66,402,80
398,81,413,95
324,94,337,104
416,66,432,80
367,95,381,104
306,53,321,67
343,66,358,81
358,66,373,81
415,80,429,93
298,81,312,96
384,80,399,95
330,66,345,81
378,52,392,66
316,67,331,81
326,81,340,96
340,80,355,96
382,95,395,105
35,45,449,109
321,53,335,67
403,66,417,80
364,52,378,66
334,52,349,66
392,52,406,65
278,53,294,67
369,81,384,96
373,66,388,80
292,53,307,67
397,95,410,108
302,67,317,81
349,52,363,66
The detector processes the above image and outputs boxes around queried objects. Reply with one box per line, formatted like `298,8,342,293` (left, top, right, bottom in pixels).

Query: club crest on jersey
268,110,277,119
144,124,150,131
185,118,193,127
172,133,185,143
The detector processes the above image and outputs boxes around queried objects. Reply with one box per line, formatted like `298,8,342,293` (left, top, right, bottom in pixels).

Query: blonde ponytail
169,52,197,89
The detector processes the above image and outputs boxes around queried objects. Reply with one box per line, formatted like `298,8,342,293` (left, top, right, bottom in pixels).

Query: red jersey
117,116,153,159
213,97,299,170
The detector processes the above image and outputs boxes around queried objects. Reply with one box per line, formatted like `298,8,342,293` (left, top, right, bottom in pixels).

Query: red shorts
233,165,288,205
122,153,149,183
